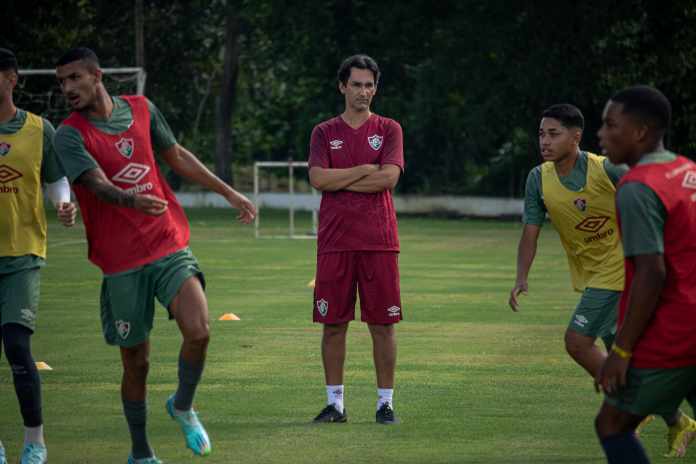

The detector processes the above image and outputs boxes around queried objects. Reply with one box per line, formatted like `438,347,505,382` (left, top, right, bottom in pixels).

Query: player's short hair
56,47,100,71
541,104,584,130
337,54,380,86
0,48,18,74
611,85,671,134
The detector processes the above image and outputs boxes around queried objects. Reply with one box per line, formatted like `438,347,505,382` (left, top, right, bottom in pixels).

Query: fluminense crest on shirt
0,142,11,156
367,134,383,151
115,137,135,159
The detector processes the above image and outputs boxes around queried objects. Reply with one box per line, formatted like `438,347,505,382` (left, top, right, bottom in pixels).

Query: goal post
16,67,147,124
253,161,319,239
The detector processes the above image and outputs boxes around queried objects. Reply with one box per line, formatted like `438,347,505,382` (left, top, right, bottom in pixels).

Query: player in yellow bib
510,104,626,375
0,49,76,464
508,103,693,447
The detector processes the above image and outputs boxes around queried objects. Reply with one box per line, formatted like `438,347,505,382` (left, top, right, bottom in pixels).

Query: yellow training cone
35,362,53,371
307,278,316,288
218,313,240,321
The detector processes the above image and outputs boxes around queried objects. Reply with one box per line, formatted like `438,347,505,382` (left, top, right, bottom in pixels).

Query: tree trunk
135,0,145,68
214,9,241,184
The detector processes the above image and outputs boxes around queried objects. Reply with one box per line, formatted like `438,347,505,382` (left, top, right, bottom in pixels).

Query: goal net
15,67,147,125
253,161,319,239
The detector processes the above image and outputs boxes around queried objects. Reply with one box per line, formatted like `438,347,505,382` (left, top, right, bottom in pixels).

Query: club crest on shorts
0,142,11,157
367,134,383,151
115,320,131,340
316,298,329,317
115,137,135,159
573,198,587,212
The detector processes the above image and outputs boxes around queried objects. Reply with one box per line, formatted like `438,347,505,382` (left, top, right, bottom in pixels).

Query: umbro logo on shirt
330,139,344,150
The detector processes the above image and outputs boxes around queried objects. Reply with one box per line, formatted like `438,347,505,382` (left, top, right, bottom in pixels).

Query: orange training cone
35,361,53,370
218,313,240,321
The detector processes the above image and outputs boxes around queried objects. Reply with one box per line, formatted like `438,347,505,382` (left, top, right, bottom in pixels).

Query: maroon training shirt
308,114,404,254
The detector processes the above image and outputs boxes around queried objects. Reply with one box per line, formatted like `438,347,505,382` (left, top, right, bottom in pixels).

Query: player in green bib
0,49,77,464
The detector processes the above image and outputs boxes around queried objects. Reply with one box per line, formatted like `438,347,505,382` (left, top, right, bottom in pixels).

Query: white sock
24,425,45,446
326,385,344,413
377,388,393,410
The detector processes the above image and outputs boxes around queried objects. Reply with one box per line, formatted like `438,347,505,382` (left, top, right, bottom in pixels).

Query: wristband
611,344,632,360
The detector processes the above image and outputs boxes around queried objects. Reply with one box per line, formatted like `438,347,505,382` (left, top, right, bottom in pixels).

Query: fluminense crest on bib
115,320,131,340
115,137,135,159
368,134,383,151
573,198,587,212
316,298,329,317
0,142,11,156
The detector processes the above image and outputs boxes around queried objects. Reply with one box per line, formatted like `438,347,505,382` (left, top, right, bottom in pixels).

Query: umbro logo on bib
112,163,150,184
115,137,135,159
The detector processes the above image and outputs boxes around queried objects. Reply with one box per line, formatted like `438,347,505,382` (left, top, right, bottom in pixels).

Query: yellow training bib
541,152,624,292
0,112,47,259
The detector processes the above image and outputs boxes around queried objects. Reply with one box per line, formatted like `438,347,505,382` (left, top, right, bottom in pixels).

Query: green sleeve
603,158,629,186
616,182,666,256
147,99,177,152
53,125,99,183
40,118,66,183
522,167,546,225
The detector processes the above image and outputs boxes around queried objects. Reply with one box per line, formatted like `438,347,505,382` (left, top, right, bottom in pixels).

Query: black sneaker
313,404,347,423
376,403,399,424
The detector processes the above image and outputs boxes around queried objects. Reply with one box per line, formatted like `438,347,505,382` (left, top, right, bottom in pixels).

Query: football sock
3,324,43,428
377,388,393,410
122,399,152,459
173,354,204,412
326,385,344,413
600,432,650,464
24,425,44,446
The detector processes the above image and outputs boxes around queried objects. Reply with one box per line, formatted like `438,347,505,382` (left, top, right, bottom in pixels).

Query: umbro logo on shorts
316,299,329,317
574,314,588,328
387,306,401,317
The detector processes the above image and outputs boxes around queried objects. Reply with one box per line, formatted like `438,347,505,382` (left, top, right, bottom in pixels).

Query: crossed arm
309,164,401,193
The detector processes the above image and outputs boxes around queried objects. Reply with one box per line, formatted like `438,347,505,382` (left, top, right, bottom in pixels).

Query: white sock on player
377,388,393,410
24,425,45,445
326,385,344,413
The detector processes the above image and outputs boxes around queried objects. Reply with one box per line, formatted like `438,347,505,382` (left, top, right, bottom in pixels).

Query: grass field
0,208,682,463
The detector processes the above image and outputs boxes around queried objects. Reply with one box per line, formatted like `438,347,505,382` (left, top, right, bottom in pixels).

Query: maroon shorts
313,251,402,325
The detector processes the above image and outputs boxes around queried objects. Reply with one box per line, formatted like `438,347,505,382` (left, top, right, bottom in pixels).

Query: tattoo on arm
76,168,136,208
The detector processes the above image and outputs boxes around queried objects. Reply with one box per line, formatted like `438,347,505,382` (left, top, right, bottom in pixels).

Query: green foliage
4,0,696,195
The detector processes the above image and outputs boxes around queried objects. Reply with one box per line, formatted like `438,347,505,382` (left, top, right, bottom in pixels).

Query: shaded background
3,0,695,196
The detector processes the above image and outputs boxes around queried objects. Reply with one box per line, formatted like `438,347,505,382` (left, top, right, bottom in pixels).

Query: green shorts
605,365,696,417
567,288,619,346
0,267,40,332
100,248,205,347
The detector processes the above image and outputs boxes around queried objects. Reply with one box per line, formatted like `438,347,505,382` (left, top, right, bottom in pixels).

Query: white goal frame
253,161,318,239
19,67,147,95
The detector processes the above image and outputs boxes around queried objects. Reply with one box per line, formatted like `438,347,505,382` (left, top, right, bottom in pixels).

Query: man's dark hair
541,104,584,130
56,47,100,70
611,85,671,135
337,54,380,86
0,48,18,73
